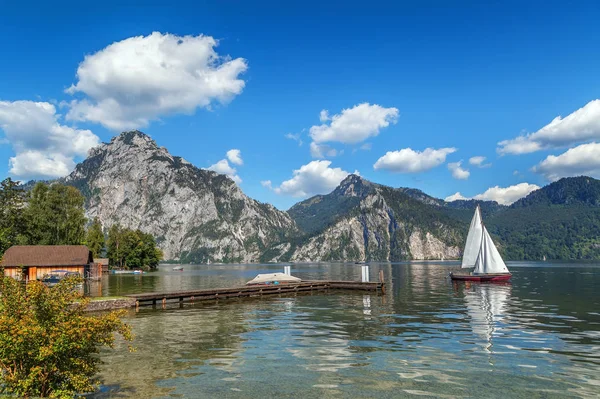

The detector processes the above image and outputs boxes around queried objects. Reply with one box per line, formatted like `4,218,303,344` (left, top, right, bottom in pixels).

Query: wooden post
379,269,386,294
162,297,166,309
135,301,139,312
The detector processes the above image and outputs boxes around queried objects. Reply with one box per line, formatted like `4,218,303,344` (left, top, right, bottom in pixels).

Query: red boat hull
449,272,511,282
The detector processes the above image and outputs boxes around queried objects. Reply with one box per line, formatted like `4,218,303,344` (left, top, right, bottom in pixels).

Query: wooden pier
126,280,384,310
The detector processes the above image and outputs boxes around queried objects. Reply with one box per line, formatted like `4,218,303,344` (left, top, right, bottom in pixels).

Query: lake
91,262,600,398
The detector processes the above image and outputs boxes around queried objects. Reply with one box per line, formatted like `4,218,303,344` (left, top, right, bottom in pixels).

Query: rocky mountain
63,131,297,262
278,174,465,262
58,131,600,262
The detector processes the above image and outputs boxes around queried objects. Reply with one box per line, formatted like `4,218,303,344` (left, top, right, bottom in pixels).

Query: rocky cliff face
64,131,297,262
279,175,463,262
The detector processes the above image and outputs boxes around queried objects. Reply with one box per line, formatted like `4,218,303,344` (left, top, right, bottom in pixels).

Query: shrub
0,274,133,398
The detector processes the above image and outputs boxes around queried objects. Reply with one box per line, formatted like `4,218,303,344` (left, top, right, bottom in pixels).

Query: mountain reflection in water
93,262,600,398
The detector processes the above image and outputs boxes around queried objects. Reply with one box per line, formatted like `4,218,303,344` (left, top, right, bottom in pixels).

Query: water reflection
94,262,600,398
462,283,511,354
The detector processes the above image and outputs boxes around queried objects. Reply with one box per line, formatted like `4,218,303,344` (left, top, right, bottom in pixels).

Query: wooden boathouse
0,245,94,281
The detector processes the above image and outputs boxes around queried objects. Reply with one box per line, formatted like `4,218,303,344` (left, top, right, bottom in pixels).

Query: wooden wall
34,266,85,280
3,265,87,281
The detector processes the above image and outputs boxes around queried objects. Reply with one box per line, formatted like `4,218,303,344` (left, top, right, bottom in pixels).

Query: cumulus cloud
285,133,303,146
473,183,540,205
273,160,352,197
498,99,600,155
0,100,99,178
310,103,399,144
226,149,243,166
65,32,248,131
445,192,468,202
469,156,491,168
533,142,600,181
448,161,470,180
207,159,241,184
310,142,338,158
446,183,540,205
373,147,456,173
260,180,272,189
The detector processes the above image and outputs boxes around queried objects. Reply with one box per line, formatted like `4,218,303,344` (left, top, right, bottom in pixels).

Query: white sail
473,226,510,275
461,205,483,268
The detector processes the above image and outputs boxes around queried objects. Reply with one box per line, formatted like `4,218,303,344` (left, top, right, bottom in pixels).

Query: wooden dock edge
122,280,385,310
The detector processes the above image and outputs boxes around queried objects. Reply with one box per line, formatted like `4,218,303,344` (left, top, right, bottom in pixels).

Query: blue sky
1,1,600,209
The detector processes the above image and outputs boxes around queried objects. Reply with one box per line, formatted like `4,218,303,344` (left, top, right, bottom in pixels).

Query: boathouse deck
126,280,384,309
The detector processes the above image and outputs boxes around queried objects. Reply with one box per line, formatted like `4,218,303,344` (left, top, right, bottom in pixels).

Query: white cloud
473,183,540,205
65,32,248,131
448,161,470,180
0,100,100,178
260,180,272,189
319,110,330,122
469,156,491,168
285,133,303,146
226,149,243,166
373,147,456,173
359,143,372,151
445,192,468,202
445,183,540,205
533,142,600,181
310,103,399,144
273,160,352,197
310,142,338,158
498,99,600,155
207,159,241,184
10,151,73,178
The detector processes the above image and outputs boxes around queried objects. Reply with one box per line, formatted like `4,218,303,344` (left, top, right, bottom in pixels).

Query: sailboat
450,205,512,282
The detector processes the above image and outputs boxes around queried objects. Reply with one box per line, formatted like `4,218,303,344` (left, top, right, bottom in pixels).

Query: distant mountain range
55,131,600,262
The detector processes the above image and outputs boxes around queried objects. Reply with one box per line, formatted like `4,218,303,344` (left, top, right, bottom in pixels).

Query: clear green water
90,262,600,398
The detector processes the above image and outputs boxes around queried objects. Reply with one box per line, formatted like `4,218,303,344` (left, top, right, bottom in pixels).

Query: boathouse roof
1,245,93,267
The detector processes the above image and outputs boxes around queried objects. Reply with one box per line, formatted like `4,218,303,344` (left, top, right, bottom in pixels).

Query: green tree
24,183,86,245
0,178,27,255
106,224,123,268
85,218,105,258
0,273,133,398
107,225,162,270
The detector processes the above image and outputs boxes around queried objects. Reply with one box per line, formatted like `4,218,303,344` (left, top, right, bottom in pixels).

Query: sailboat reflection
463,283,511,354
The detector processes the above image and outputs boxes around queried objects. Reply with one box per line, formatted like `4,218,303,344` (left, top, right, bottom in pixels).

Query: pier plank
126,280,383,307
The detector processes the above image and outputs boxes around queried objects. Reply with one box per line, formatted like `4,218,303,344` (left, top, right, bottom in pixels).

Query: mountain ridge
53,130,600,262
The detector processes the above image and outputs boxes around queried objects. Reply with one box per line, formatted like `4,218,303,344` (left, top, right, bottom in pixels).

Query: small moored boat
111,269,144,275
41,270,81,286
172,266,184,271
450,205,511,282
246,272,301,286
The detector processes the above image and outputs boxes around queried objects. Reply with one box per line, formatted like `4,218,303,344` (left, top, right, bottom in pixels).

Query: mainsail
461,205,483,268
473,226,510,275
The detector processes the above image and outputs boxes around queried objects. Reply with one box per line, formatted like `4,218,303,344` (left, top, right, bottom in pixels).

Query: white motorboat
246,272,301,286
